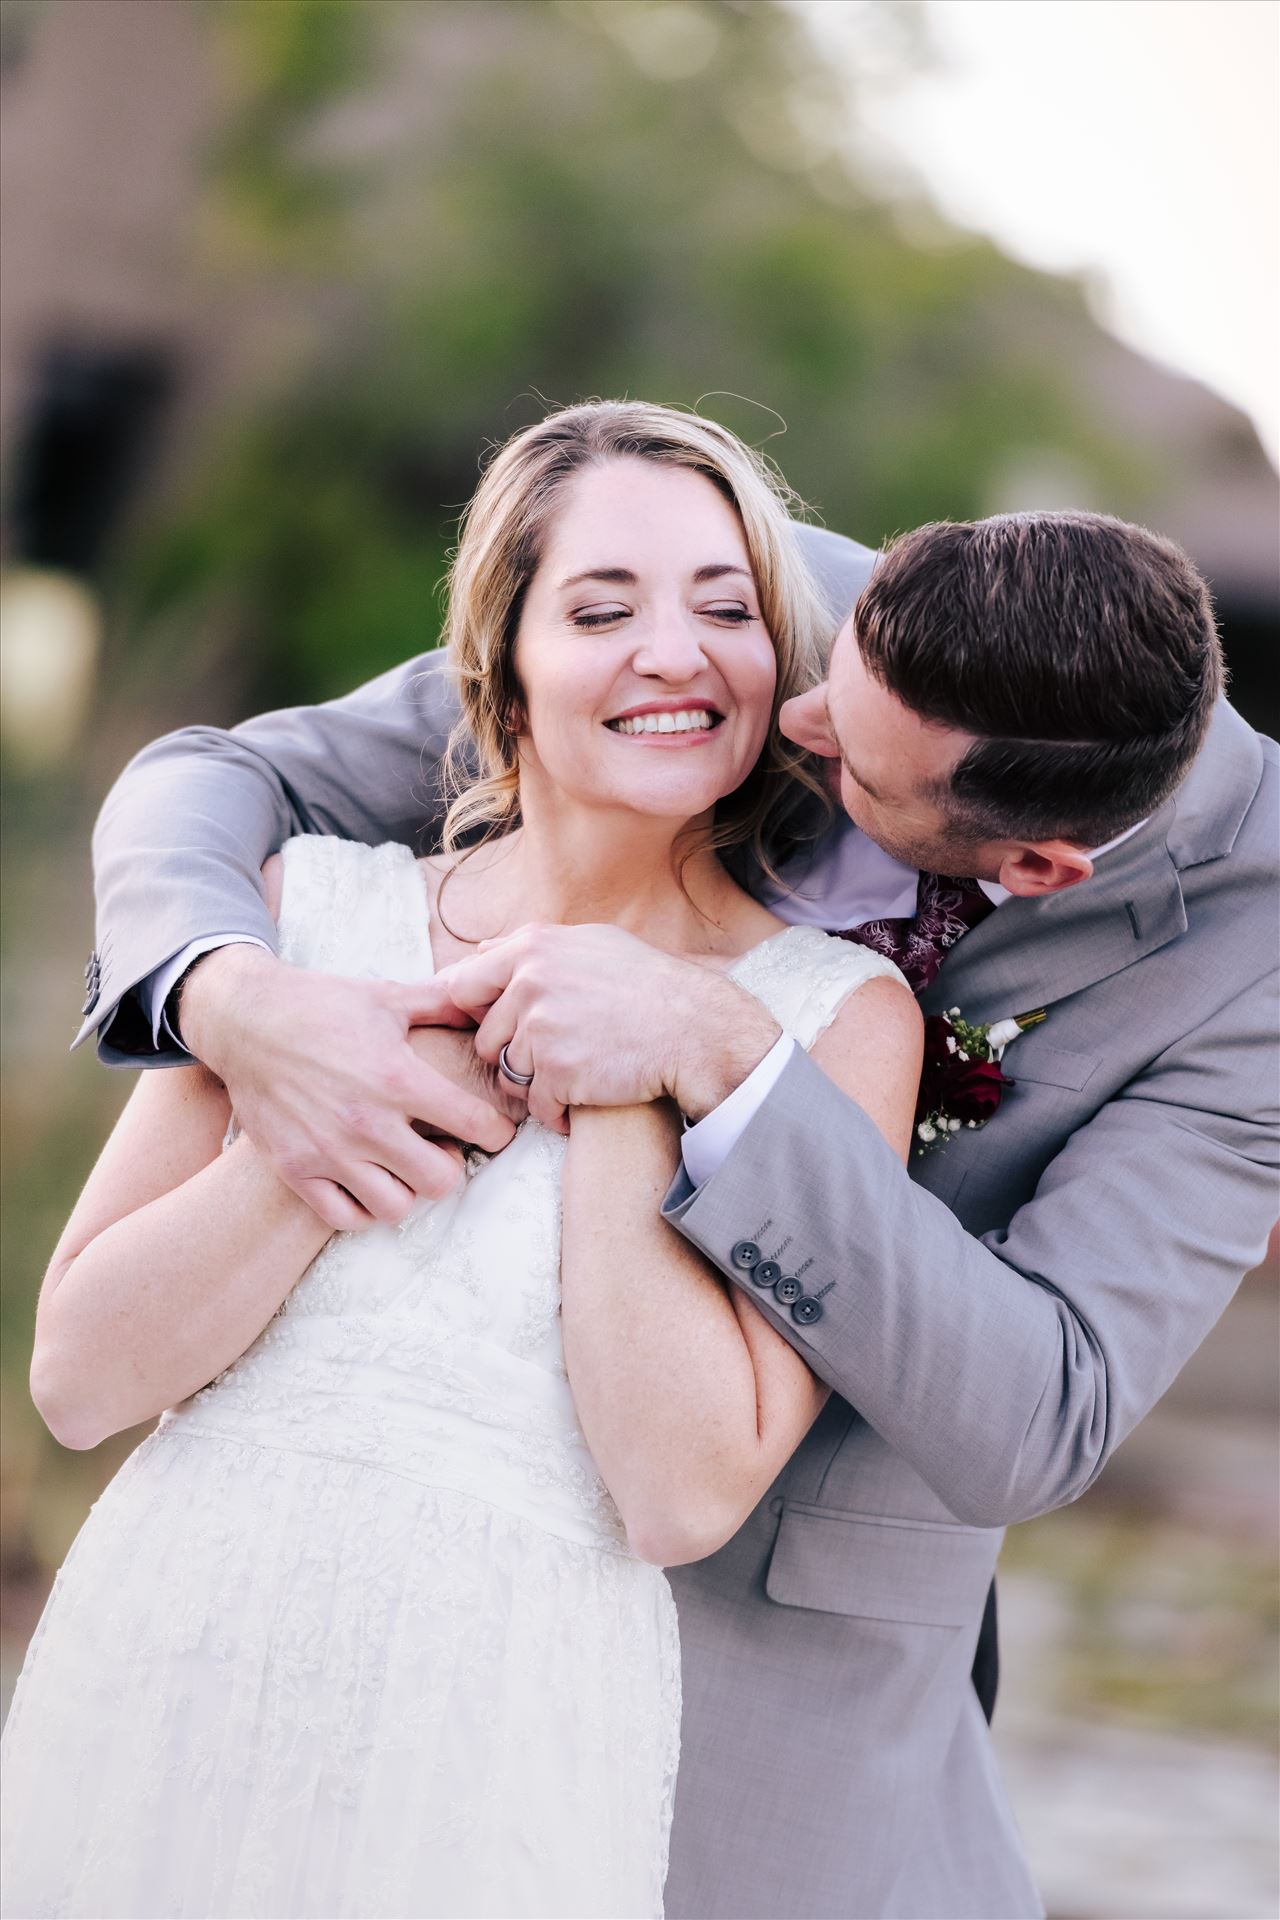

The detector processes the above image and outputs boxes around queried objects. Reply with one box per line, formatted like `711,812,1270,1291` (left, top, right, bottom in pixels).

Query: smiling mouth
605,708,722,737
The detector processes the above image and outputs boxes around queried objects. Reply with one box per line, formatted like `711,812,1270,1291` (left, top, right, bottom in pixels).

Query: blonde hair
439,399,832,887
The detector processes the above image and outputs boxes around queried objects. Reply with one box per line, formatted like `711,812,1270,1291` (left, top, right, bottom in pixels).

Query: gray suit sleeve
81,649,461,1064
662,965,1279,1527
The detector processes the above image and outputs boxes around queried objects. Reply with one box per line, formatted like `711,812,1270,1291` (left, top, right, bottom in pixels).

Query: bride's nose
630,613,709,682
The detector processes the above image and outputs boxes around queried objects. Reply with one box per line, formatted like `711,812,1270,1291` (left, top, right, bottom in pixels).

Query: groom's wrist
668,980,781,1123
177,942,280,1071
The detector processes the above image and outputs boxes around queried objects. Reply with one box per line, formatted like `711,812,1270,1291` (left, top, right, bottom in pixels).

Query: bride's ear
997,841,1094,898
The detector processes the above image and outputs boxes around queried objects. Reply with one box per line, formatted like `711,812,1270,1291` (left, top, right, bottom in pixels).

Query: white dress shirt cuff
680,1033,796,1189
149,935,273,1049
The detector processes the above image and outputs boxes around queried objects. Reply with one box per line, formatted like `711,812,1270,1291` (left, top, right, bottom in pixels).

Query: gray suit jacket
80,523,1279,1918
660,691,1277,1917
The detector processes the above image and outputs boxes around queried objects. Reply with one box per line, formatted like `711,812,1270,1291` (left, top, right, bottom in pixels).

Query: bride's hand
406,1024,532,1134
177,946,517,1231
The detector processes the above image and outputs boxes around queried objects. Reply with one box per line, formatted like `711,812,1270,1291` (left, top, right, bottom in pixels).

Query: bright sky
803,0,1280,465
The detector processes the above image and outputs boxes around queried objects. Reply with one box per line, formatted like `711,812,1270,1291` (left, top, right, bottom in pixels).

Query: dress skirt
1,1425,681,1920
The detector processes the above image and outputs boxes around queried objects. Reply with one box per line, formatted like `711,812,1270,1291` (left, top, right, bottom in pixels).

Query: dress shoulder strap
729,925,907,1052
276,835,436,984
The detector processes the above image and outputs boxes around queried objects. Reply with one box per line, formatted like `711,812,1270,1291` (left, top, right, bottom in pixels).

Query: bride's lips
603,699,725,746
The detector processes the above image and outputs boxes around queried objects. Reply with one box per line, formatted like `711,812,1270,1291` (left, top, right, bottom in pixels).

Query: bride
1,402,919,1919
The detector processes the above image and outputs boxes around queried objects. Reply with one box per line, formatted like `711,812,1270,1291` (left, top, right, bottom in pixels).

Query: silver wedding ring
498,1041,535,1088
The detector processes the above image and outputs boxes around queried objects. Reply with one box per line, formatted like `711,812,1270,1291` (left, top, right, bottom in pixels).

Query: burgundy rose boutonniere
915,1006,1046,1154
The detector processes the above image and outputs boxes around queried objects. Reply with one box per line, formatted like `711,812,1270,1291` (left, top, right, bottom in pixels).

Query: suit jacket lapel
921,819,1185,1023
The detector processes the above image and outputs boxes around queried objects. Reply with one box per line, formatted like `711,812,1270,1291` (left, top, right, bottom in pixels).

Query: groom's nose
779,683,838,756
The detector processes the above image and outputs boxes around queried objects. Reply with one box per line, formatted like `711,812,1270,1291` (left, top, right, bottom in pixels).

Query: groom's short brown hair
853,512,1224,846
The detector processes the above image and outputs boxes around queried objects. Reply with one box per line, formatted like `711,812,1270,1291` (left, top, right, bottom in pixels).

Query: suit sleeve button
730,1240,762,1270
752,1260,782,1289
791,1296,823,1325
773,1276,802,1304
81,952,101,1015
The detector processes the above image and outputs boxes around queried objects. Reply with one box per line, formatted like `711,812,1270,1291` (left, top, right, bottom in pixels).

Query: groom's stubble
781,625,995,879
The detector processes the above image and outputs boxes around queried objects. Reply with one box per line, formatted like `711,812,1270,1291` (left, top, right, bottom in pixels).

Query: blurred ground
996,1264,1279,1920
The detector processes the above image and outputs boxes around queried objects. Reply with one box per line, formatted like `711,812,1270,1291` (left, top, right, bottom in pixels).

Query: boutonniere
915,1006,1046,1154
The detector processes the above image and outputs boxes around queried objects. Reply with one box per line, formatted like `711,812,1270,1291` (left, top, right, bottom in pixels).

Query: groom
79,513,1277,1919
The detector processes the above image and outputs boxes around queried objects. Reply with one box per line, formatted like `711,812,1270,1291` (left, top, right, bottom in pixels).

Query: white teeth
610,709,715,735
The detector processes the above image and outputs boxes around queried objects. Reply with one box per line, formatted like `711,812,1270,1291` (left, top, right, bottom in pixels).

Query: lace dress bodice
165,837,616,1548
164,836,902,1554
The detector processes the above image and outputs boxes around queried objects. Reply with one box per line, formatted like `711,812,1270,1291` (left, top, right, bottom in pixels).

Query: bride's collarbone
416,850,786,970
680,919,792,973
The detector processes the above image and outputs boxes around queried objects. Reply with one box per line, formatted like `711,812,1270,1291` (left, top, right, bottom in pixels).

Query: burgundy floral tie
839,871,996,996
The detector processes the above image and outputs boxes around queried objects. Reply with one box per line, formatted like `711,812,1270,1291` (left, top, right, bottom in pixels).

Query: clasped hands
182,927,781,1233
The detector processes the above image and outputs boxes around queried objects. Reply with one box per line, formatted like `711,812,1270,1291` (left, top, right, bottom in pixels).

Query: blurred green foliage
120,0,1144,709
209,0,379,251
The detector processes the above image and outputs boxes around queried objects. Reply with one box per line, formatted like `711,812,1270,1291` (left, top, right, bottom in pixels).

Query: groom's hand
177,945,517,1230
422,924,781,1132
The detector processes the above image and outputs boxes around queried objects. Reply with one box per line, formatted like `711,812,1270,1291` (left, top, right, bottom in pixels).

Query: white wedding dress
1,836,900,1920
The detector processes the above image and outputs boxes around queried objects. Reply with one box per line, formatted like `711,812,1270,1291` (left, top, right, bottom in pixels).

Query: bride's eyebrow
556,564,753,589
558,568,636,590
691,564,754,586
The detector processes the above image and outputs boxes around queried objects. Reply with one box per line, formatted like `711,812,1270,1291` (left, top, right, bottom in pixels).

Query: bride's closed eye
572,606,632,630
570,604,758,631
700,603,757,625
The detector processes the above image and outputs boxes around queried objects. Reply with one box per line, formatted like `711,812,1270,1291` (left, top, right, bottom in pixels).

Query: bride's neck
451,796,739,952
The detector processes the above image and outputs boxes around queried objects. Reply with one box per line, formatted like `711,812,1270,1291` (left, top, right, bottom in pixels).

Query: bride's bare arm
560,975,921,1566
32,1018,502,1452
30,858,508,1451
30,1073,334,1451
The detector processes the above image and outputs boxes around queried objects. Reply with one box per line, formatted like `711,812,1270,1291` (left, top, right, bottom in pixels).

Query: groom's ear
996,841,1094,898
